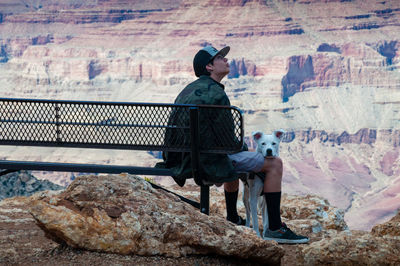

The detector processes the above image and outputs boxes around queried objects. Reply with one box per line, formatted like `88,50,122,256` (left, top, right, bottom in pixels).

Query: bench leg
200,185,210,215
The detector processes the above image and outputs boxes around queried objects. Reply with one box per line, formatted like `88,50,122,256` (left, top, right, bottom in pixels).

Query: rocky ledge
28,174,283,264
24,173,400,265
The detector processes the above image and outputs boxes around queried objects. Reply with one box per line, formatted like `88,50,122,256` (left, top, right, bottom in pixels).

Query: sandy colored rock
298,231,400,265
28,174,284,264
296,209,400,265
2,175,399,265
0,193,260,265
281,194,348,232
159,182,349,246
371,210,400,238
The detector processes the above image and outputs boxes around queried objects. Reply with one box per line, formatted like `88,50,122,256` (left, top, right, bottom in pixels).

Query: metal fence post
189,107,209,215
55,103,61,143
200,185,209,215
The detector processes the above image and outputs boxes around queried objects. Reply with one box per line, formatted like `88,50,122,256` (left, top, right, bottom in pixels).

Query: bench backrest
0,98,244,154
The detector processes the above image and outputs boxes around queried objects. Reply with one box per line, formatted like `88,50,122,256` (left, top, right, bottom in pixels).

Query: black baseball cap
193,46,230,77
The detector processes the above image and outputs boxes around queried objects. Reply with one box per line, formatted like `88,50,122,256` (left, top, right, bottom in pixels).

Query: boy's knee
262,157,283,172
272,157,283,170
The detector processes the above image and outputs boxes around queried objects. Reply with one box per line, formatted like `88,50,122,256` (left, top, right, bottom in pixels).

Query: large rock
280,194,348,234
163,182,348,243
296,210,400,265
298,231,400,265
28,174,284,264
371,210,400,238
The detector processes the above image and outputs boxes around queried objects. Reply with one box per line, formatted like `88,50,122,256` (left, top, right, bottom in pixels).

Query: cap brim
211,46,230,61
218,46,230,57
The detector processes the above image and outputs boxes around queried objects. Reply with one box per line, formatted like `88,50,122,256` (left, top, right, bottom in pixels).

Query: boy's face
206,54,230,76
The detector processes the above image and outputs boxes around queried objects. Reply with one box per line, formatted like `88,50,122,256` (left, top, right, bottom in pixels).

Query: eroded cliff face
281,42,400,101
0,0,400,230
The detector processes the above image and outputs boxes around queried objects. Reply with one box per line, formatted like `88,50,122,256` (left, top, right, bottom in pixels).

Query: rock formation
22,174,400,265
371,209,400,238
28,174,284,264
297,210,400,265
298,230,400,265
0,170,64,200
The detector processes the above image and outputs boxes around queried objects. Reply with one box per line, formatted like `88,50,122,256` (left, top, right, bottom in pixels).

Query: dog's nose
266,149,273,156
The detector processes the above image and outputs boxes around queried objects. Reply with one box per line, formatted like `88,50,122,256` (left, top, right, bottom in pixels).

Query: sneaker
263,223,309,244
227,215,246,226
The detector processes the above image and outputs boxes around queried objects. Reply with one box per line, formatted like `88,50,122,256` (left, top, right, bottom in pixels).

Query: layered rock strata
281,42,400,101
0,192,60,263
281,128,399,147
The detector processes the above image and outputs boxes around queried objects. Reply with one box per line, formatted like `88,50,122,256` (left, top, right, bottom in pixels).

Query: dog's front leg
249,183,261,237
253,177,269,238
260,196,269,238
242,181,251,228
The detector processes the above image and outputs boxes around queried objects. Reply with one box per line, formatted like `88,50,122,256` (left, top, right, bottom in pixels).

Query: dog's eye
272,142,276,145
261,142,266,145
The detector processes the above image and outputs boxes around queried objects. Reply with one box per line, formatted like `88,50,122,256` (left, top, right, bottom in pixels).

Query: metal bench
0,98,244,214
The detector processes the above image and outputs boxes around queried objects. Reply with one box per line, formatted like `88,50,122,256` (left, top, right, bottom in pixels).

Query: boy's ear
252,131,264,141
274,129,285,140
205,63,213,73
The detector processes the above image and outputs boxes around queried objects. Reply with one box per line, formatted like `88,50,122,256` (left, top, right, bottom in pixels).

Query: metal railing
0,98,244,153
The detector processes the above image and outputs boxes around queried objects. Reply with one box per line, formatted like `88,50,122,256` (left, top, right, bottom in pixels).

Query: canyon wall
0,0,400,230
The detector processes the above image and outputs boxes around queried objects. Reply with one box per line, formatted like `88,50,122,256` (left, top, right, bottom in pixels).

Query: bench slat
0,160,173,176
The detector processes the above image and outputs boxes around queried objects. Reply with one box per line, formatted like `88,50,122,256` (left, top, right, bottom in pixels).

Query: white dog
242,129,285,238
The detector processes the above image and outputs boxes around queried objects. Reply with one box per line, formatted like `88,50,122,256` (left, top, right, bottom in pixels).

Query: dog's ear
252,131,264,141
274,129,285,140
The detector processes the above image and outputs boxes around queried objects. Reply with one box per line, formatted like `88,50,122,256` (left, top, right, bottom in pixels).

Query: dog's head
252,129,285,157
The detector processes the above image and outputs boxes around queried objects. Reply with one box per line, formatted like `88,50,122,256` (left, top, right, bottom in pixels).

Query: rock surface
0,170,64,200
28,174,284,264
2,175,400,265
298,230,400,265
175,184,349,239
0,191,257,265
371,209,400,238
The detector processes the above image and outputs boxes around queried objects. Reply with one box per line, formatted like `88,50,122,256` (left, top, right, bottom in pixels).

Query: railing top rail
0,97,243,113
